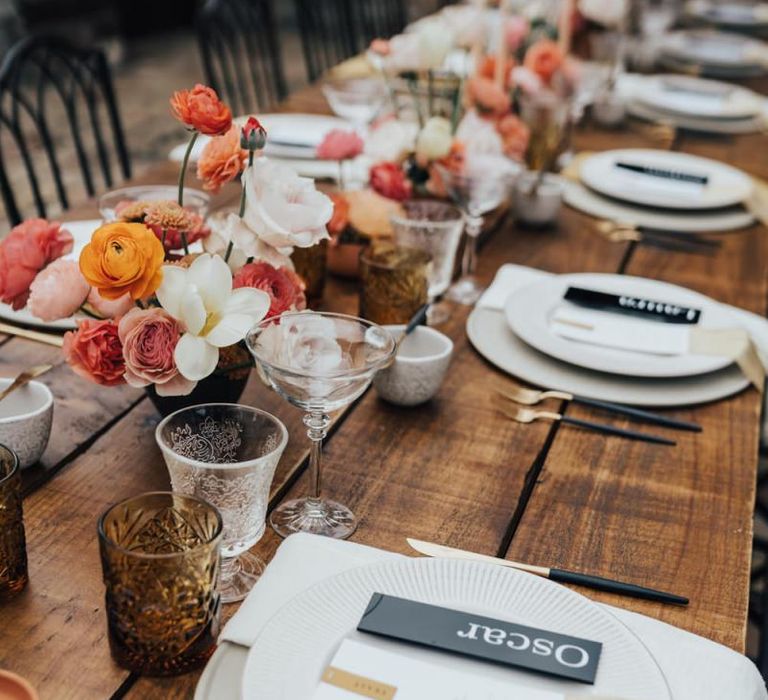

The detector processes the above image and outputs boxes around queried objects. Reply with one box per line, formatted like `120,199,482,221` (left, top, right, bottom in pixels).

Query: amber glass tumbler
0,444,27,601
98,491,223,676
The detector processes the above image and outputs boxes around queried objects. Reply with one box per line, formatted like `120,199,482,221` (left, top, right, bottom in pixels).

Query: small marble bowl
514,172,564,227
373,325,453,406
0,379,53,468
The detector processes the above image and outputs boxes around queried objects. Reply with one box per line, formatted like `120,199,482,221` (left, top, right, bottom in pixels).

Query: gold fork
494,396,675,445
0,364,53,404
498,386,700,431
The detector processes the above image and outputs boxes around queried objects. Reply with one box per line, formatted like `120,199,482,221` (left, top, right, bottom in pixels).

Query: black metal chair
0,34,130,226
357,0,408,46
196,0,287,116
294,0,360,84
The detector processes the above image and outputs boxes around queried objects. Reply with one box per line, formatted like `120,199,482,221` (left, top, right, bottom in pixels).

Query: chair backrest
196,0,287,116
294,0,361,83
0,34,131,227
357,0,407,46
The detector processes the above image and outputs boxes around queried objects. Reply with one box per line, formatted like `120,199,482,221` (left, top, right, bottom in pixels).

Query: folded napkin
221,533,767,700
478,264,768,390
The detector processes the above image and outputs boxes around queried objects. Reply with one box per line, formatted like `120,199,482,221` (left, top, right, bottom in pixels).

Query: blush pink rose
117,307,196,396
27,259,89,322
86,288,134,319
0,219,74,310
316,129,364,160
63,319,125,386
233,261,306,319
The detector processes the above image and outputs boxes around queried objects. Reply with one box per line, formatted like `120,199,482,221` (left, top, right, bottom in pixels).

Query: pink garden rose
505,15,530,52
86,288,134,319
0,219,74,309
27,259,89,322
316,129,364,160
117,307,196,396
63,319,125,387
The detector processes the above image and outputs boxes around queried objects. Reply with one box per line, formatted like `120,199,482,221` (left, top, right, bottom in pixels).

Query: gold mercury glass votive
360,245,431,325
97,491,223,676
0,444,28,601
291,239,328,308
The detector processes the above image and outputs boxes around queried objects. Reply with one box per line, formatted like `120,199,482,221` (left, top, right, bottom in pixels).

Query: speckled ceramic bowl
373,325,453,406
0,379,53,468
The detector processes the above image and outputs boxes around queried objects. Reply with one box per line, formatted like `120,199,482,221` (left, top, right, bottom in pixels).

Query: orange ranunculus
523,39,564,85
170,84,232,136
497,113,531,162
477,55,515,89
328,193,350,236
197,123,247,193
79,222,165,300
466,77,511,116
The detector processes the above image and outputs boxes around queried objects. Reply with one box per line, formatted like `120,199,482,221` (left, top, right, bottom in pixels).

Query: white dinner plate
505,273,736,378
633,74,763,120
660,30,768,68
467,307,749,406
685,1,768,29
563,179,755,231
579,149,754,210
168,113,352,163
626,100,767,136
241,558,671,700
0,219,100,331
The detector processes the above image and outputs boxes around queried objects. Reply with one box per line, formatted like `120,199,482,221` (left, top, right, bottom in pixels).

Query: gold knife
406,539,688,606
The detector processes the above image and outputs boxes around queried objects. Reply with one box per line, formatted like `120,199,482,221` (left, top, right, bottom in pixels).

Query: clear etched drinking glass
155,404,288,603
390,200,464,324
246,312,396,540
436,156,520,305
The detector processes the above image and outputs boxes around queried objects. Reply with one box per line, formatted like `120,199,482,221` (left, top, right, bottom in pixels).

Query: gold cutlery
0,322,64,347
0,364,53,404
499,385,700,431
494,396,676,446
407,539,688,606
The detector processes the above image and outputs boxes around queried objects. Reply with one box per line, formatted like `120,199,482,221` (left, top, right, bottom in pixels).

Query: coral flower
0,218,74,310
328,193,350,236
370,162,413,202
497,114,531,162
79,222,165,300
170,84,232,136
316,129,364,160
28,259,90,322
477,55,515,89
466,77,511,116
63,319,125,386
197,123,247,193
524,39,565,85
233,261,307,319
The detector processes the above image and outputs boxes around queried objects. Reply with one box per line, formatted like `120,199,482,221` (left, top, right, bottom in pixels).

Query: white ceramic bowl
0,379,53,468
514,172,564,227
373,325,453,406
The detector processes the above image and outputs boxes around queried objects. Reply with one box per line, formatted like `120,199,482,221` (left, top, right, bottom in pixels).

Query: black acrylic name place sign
357,594,602,685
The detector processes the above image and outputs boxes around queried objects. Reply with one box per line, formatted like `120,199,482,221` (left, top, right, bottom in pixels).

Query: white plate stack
658,29,768,77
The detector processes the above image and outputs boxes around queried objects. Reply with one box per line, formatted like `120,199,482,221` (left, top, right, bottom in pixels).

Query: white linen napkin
221,534,767,700
476,263,768,369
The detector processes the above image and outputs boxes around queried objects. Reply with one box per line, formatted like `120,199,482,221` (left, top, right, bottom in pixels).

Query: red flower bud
241,116,267,151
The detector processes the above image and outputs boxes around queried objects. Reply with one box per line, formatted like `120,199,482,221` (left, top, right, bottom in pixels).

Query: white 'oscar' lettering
555,644,590,669
482,627,507,646
532,638,554,656
456,623,481,640
505,633,531,651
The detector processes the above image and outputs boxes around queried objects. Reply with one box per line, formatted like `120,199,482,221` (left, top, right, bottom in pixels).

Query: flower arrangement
0,85,331,399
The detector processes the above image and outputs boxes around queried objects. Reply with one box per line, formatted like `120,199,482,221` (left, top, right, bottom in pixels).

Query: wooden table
1,77,766,700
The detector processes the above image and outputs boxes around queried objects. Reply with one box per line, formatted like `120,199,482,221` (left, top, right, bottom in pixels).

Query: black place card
357,594,602,685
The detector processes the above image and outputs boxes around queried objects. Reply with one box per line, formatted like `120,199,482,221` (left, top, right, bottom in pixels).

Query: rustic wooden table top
1,71,767,700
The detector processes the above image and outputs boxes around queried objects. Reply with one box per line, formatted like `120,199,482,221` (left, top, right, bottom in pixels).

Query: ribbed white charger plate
241,558,671,699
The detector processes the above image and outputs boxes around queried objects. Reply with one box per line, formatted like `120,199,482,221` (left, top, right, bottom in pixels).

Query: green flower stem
224,241,234,263
238,150,255,218
181,232,189,256
177,131,199,207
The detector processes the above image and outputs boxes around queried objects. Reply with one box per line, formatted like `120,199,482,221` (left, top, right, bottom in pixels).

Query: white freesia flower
418,22,455,70
380,22,455,73
243,158,333,249
364,118,418,163
578,0,629,27
415,117,453,163
204,213,294,270
440,6,485,49
157,254,270,381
